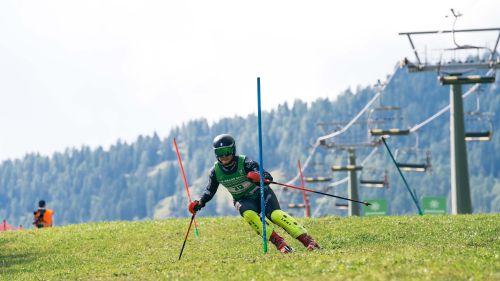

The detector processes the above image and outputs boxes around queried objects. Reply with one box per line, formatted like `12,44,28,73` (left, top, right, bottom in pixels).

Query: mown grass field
1,214,499,280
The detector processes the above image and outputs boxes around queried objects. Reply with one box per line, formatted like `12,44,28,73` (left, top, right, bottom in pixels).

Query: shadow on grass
0,239,41,276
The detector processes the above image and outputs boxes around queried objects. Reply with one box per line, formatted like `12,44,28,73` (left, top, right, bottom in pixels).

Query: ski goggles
214,146,234,157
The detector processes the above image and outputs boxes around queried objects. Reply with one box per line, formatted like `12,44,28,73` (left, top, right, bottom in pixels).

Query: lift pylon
399,14,499,214
318,120,380,216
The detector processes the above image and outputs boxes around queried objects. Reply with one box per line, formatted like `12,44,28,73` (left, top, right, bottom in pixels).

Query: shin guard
242,210,273,240
270,209,307,238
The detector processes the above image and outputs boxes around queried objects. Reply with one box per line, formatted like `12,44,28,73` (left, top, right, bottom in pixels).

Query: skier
188,134,320,253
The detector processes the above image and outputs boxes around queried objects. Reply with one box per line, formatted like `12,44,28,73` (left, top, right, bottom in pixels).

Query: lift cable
285,63,402,186
409,69,494,133
282,63,494,216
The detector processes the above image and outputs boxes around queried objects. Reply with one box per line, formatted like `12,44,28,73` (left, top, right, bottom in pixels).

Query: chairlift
359,169,389,188
395,133,432,173
303,161,332,183
464,89,494,142
465,113,494,141
286,201,310,217
331,165,362,172
437,43,497,84
287,203,307,209
395,150,431,172
436,10,499,78
367,81,410,137
330,149,363,172
319,120,378,148
398,14,500,75
445,10,491,53
316,122,343,135
304,177,332,183
368,106,410,137
359,147,390,188
335,202,348,210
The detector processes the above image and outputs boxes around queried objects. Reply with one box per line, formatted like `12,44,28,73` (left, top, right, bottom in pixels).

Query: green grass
1,214,499,280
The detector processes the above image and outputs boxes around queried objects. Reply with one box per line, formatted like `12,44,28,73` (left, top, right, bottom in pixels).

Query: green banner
422,196,447,214
362,199,388,216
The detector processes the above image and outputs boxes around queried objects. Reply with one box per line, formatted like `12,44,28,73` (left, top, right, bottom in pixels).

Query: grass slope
1,214,499,280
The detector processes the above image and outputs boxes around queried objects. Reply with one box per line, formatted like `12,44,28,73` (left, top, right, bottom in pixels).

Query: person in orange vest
33,200,54,228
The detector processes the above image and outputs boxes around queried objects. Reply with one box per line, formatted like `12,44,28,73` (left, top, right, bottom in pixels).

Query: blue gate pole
257,77,268,253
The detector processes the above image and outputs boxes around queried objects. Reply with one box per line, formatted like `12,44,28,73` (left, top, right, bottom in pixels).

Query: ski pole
270,181,371,206
173,138,200,237
178,213,196,261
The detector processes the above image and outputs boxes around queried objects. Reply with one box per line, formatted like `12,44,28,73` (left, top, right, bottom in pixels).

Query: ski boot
270,231,293,253
297,233,321,251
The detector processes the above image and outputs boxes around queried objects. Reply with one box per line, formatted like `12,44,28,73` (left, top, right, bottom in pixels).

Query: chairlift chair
464,112,494,141
287,203,307,209
433,11,498,80
358,145,390,188
434,31,498,82
395,149,431,172
368,105,410,137
335,202,348,210
286,201,310,217
398,20,500,75
398,10,499,79
463,89,494,142
394,133,432,173
331,165,362,172
319,120,379,148
303,161,332,183
359,169,389,188
304,177,332,183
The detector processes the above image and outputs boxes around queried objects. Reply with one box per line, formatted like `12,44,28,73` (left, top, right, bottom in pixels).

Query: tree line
1,70,499,226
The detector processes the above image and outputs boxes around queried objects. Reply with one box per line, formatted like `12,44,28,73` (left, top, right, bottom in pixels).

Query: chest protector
214,155,258,201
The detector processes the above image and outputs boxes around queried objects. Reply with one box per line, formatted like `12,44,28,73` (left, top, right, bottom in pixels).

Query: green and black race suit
199,155,273,204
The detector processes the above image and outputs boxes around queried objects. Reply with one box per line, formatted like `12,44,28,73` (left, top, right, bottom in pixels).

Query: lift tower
319,121,377,216
399,21,499,214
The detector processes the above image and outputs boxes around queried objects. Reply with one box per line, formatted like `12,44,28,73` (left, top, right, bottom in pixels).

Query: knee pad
270,209,307,238
242,210,273,240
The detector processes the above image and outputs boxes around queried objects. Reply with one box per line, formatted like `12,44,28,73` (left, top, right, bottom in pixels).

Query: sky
0,0,498,161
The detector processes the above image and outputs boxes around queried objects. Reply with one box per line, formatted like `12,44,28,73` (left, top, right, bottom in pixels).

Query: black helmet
38,200,46,208
212,134,236,158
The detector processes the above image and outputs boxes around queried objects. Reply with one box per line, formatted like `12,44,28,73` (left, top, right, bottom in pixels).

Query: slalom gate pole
256,77,267,254
178,213,196,261
297,160,310,217
270,181,371,206
380,137,423,215
173,138,199,237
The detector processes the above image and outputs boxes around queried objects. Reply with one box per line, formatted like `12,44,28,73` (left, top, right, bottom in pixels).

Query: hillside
1,69,500,226
1,214,499,280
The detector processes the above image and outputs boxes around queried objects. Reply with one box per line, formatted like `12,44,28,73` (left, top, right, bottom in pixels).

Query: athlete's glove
188,200,204,214
247,171,270,184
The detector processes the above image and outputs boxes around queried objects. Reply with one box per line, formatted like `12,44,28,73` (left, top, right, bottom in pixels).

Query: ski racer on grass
188,134,320,253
